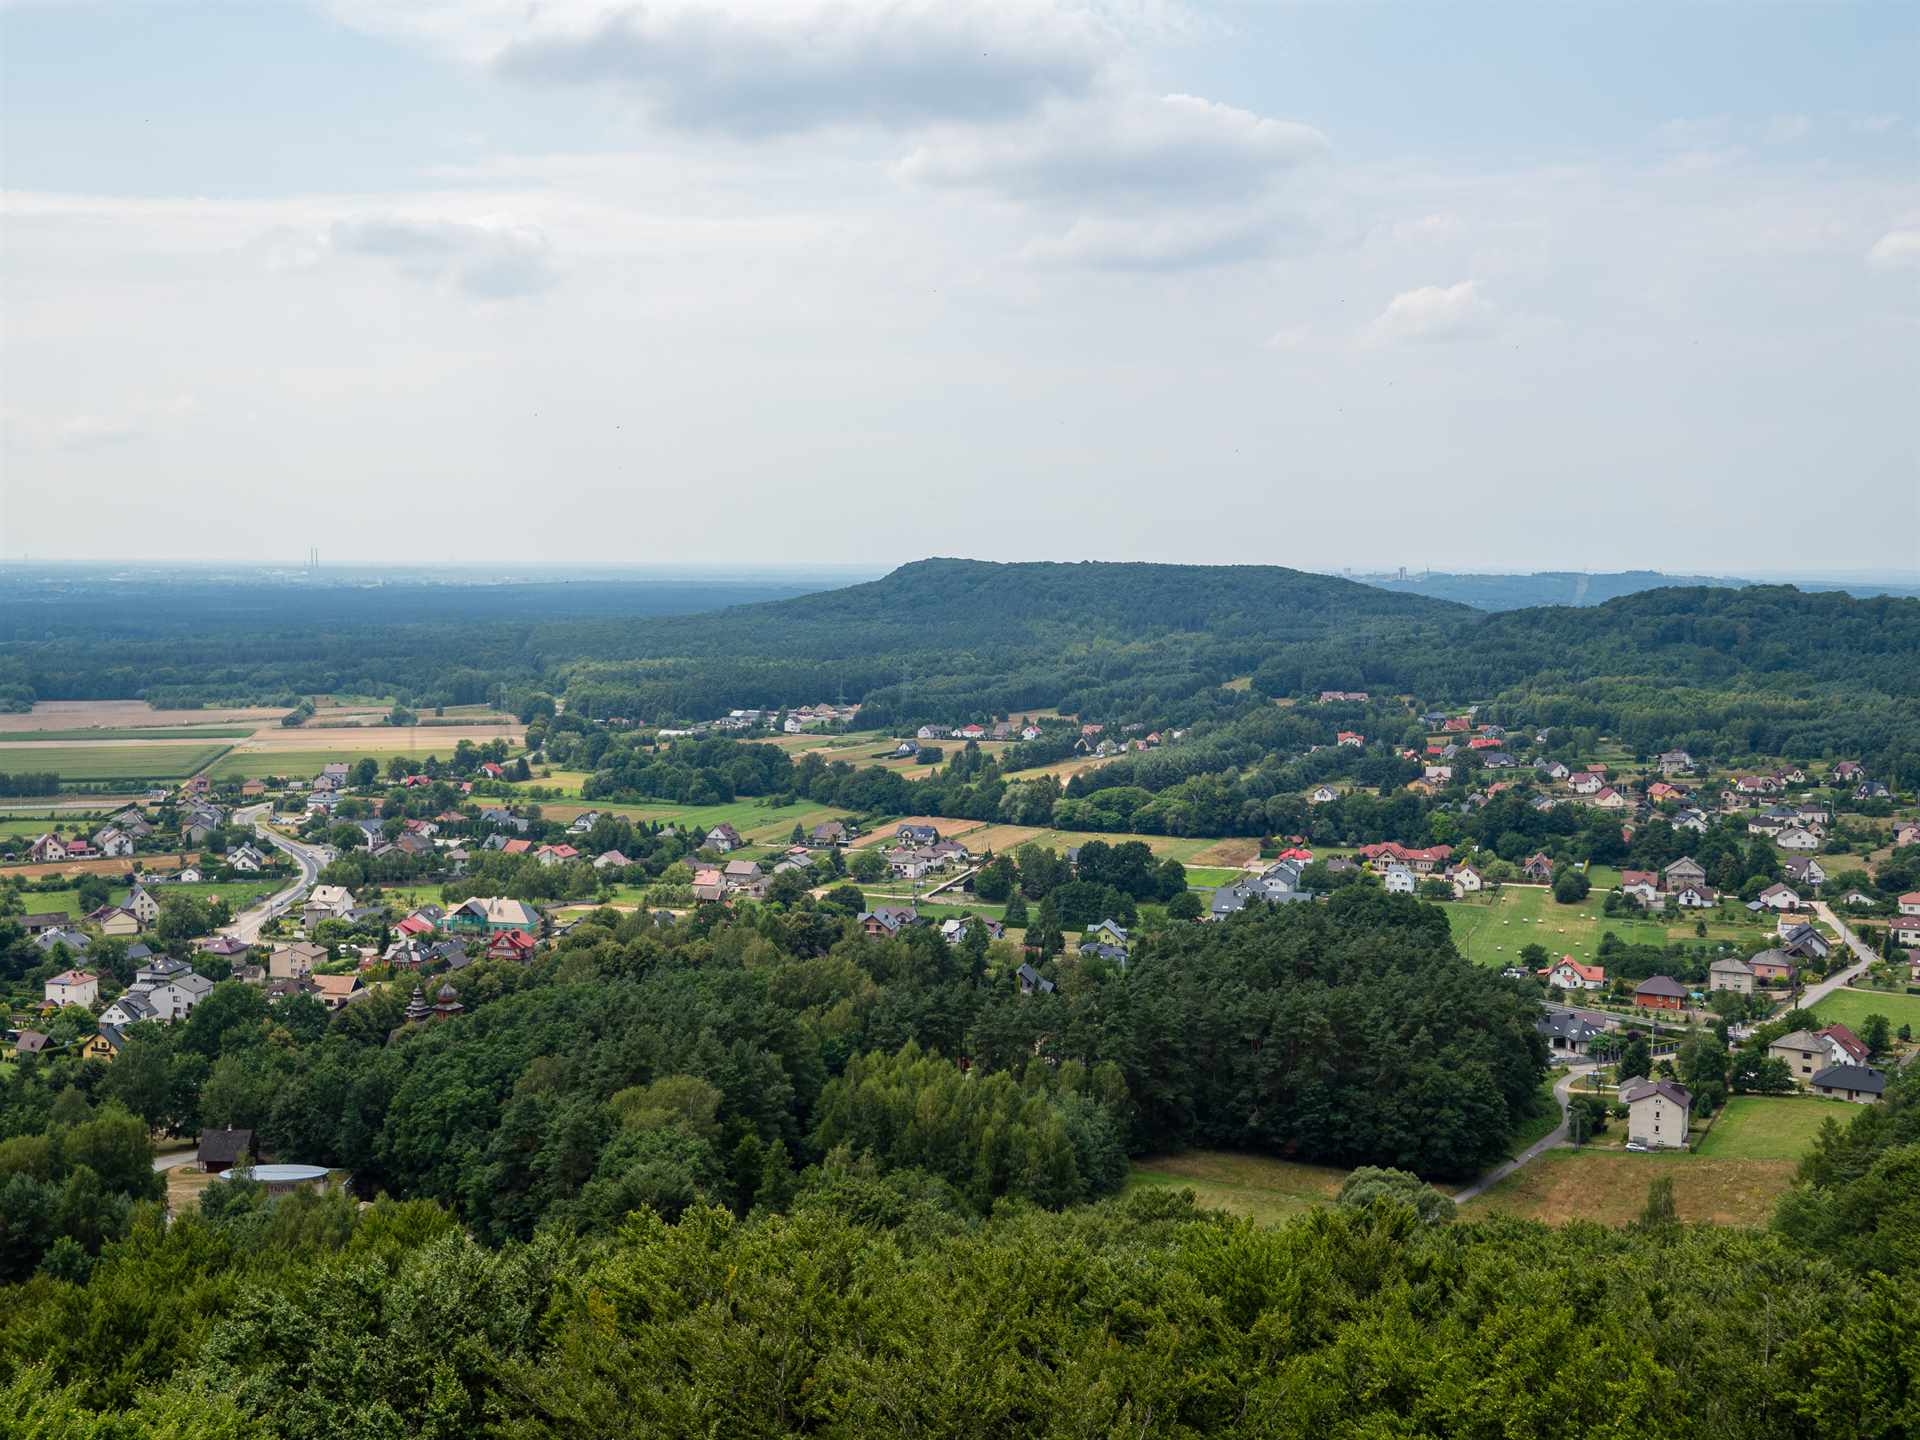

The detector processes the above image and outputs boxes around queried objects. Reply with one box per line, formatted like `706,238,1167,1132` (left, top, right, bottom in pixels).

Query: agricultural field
1808,986,1920,1034
1126,1151,1349,1225
1463,1149,1797,1226
0,743,231,783
0,701,285,733
1694,1097,1846,1161
0,726,258,742
1001,752,1122,785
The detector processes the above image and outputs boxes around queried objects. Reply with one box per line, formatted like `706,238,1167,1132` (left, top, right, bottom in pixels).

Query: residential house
80,1027,125,1063
1747,949,1797,985
9,1031,53,1063
304,884,356,920
1663,857,1707,892
1621,1079,1692,1150
1768,1030,1830,1086
443,896,540,934
566,811,603,835
1537,1011,1603,1058
136,973,214,1023
1015,962,1056,995
592,850,632,871
486,929,537,963
1567,772,1605,796
703,824,744,852
1757,883,1803,912
1831,760,1865,782
1898,891,1920,917
1673,883,1718,909
27,834,69,863
1782,856,1828,887
894,823,940,847
92,827,135,858
1818,1024,1871,1068
309,973,364,1011
19,912,67,936
33,928,92,958
1542,958,1605,991
1306,785,1340,805
809,820,851,848
197,1128,257,1174
859,906,917,938
1633,975,1689,1011
1590,787,1629,811
1522,853,1555,883
1777,826,1822,852
1708,957,1755,994
1381,864,1417,895
270,941,327,980
1890,916,1920,949
1450,864,1485,897
45,969,99,1009
1810,1065,1886,1104
1537,760,1571,781
535,843,580,867
1777,922,1831,960
1657,750,1694,775
1893,822,1920,848
86,906,141,937
1620,871,1665,911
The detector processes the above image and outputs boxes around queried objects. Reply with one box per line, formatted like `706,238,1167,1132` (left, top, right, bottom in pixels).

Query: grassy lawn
1182,865,1246,890
1809,986,1920,1033
0,743,232,782
1126,1151,1349,1225
1463,1149,1796,1226
1694,1097,1847,1161
1444,884,1774,969
540,798,856,847
0,814,114,838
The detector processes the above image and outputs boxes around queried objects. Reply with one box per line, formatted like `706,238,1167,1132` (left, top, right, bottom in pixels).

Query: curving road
1796,901,1877,1012
1453,1060,1602,1206
220,804,329,944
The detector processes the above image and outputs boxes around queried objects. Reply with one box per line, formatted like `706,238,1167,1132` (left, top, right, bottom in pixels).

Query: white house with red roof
45,969,99,1008
1542,958,1605,990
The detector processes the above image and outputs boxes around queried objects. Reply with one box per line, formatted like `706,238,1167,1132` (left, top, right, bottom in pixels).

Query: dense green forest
7,562,1920,784
6,880,1919,1436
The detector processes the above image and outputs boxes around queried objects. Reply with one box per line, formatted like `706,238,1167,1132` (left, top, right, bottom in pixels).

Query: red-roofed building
1336,731,1365,747
500,838,532,855
1542,958,1605,990
1468,735,1501,750
486,929,537,962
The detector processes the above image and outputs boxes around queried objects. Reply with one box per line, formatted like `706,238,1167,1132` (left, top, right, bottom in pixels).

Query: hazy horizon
3,2,1916,569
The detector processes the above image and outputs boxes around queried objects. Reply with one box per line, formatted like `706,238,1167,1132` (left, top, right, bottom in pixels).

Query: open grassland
1694,1097,1846,1161
1182,866,1246,890
0,743,230,783
1464,1150,1796,1226
1444,884,1777,969
541,799,855,847
6,876,267,921
1809,986,1920,1033
0,814,113,838
1001,753,1122,785
0,702,285,733
1126,1151,1348,1226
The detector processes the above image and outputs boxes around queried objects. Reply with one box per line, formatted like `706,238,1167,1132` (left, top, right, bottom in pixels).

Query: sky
1,0,1915,572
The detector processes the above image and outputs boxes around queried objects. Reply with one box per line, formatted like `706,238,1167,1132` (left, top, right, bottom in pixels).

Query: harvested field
228,722,522,752
0,701,285,733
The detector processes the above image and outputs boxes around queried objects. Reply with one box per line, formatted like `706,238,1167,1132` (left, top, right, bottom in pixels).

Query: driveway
1453,1060,1600,1206
1794,902,1877,1013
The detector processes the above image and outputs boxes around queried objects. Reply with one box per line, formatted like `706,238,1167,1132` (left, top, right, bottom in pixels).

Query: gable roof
1620,1079,1693,1109
1817,1024,1870,1064
1634,975,1689,998
197,1128,254,1166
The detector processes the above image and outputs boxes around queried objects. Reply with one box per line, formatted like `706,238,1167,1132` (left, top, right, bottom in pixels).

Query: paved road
153,1150,199,1174
1453,1060,1600,1205
1793,902,1876,1013
220,804,328,944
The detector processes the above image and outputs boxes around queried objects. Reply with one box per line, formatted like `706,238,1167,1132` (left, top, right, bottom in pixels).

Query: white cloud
330,0,1121,135
266,215,558,297
1021,207,1300,270
899,92,1325,203
1764,113,1811,144
1366,280,1492,345
1867,228,1920,270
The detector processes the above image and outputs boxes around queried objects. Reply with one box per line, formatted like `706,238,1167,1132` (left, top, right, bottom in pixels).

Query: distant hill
1354,569,1920,611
